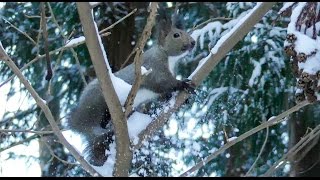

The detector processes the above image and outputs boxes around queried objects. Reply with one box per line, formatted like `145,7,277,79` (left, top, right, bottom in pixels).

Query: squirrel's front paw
180,79,196,94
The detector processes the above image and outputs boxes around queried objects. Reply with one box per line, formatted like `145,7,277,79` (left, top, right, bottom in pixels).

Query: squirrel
67,9,196,167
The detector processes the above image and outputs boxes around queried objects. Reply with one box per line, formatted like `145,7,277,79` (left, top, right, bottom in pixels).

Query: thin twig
42,138,79,165
119,48,137,70
262,124,320,176
190,17,233,33
1,16,37,45
24,14,51,19
123,2,158,118
41,2,53,81
0,135,39,153
245,125,269,176
0,128,56,135
99,8,137,34
179,100,309,177
0,43,101,177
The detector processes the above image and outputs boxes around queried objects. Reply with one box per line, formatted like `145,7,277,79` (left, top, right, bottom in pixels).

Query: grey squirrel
67,9,196,167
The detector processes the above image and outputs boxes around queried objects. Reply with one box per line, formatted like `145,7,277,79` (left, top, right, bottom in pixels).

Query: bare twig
41,2,53,81
76,2,131,176
245,125,269,176
123,2,158,118
24,14,51,19
262,124,320,176
0,44,101,177
190,17,233,32
99,8,137,34
0,105,37,126
179,100,309,177
119,48,137,70
42,138,78,165
0,128,56,135
1,16,37,45
133,2,277,151
0,134,39,153
295,131,320,163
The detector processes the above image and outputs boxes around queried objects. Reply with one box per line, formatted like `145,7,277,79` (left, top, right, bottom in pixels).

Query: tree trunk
99,2,148,72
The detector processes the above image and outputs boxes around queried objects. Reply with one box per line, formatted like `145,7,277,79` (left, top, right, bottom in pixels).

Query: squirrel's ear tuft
156,5,172,45
172,10,184,30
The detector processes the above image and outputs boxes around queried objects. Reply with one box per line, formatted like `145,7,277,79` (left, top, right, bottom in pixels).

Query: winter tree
0,2,320,177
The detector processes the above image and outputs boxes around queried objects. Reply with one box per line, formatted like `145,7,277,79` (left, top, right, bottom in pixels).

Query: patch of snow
65,36,85,48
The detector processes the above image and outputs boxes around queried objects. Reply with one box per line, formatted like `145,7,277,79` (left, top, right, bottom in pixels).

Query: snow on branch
76,2,131,176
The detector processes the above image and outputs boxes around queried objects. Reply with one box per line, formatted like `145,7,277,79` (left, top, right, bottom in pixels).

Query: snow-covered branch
76,2,131,177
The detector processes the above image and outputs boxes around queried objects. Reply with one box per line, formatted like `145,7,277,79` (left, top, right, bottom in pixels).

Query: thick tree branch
133,2,277,150
76,2,131,176
180,100,309,177
0,43,101,177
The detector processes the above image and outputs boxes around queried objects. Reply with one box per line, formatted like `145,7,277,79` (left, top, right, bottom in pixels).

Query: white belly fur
133,88,159,108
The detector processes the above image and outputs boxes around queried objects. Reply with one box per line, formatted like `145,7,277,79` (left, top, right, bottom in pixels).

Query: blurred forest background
0,2,320,177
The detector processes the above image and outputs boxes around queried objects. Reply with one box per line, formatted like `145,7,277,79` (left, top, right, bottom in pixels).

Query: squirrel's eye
173,33,180,38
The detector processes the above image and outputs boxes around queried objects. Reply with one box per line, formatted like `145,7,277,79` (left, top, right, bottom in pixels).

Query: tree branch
76,2,131,176
0,128,56,135
41,137,78,165
179,100,309,177
1,16,37,45
0,43,101,177
40,2,53,81
123,2,158,118
262,124,320,176
245,125,269,176
133,2,277,151
0,134,38,153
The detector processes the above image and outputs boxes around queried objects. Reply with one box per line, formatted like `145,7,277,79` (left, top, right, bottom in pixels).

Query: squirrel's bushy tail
66,83,114,166
83,130,114,166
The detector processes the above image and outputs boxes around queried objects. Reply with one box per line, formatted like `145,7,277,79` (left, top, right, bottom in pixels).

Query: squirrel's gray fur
67,8,195,166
